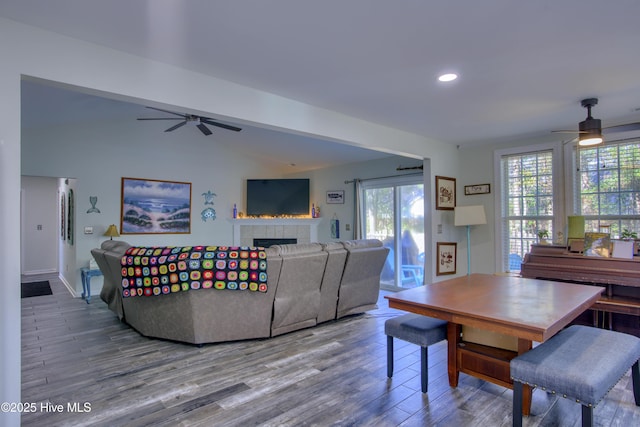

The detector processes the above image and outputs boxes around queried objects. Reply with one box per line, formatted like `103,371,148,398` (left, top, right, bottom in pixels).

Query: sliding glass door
360,175,424,291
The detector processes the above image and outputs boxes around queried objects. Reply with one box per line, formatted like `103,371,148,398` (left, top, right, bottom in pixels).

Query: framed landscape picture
436,242,457,275
436,176,456,210
121,177,192,234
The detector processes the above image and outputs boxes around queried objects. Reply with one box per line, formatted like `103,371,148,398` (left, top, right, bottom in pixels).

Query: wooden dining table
385,273,604,415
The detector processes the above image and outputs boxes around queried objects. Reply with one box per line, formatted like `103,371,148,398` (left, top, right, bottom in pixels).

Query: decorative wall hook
87,195,101,213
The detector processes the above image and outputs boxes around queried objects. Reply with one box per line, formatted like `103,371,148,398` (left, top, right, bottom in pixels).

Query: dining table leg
517,338,533,416
447,322,461,387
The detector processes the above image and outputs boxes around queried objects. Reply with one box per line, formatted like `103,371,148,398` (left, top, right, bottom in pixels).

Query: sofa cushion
271,242,324,255
101,239,132,253
342,239,383,250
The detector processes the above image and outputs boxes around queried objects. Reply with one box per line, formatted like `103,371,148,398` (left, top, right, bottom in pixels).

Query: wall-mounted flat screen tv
246,179,310,217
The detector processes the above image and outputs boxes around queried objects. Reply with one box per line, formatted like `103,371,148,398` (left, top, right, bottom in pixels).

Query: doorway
360,174,424,291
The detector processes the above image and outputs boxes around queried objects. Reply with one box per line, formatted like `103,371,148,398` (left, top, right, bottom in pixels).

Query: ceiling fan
553,98,640,146
137,106,242,135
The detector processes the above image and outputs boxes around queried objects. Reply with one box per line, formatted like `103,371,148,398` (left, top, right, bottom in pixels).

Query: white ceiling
5,1,640,169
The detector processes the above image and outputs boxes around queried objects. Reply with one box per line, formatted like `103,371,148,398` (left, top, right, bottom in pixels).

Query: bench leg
581,405,593,427
421,346,428,393
633,361,640,406
513,381,523,427
387,336,393,378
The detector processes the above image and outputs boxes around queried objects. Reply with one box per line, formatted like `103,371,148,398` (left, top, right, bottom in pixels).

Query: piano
520,244,640,337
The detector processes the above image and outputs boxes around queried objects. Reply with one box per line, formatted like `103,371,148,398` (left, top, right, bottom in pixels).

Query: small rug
21,281,52,298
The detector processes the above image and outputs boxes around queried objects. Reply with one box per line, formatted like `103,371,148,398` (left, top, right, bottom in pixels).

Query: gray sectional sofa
91,239,389,345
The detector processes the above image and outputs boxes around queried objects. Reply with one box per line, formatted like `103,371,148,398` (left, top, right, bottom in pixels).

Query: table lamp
454,205,487,275
104,224,120,240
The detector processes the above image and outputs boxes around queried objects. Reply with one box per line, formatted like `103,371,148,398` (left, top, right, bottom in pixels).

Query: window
500,149,554,271
576,140,640,237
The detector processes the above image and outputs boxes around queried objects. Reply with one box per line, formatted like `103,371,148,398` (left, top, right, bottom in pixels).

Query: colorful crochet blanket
121,246,268,297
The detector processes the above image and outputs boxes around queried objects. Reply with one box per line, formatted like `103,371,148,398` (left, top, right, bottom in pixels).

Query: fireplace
231,218,321,246
253,238,297,247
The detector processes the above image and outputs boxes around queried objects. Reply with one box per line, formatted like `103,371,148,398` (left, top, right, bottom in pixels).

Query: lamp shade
103,224,120,239
454,205,487,227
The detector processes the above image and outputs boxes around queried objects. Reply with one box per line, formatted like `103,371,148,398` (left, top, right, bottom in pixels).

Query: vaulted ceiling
4,1,640,169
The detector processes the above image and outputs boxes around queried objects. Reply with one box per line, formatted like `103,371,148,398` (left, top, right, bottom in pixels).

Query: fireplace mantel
230,218,321,246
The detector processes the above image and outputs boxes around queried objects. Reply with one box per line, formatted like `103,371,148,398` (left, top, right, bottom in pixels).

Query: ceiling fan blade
197,123,212,135
144,106,187,118
560,136,580,146
201,118,242,132
137,117,185,121
551,130,588,134
165,121,187,132
603,122,640,133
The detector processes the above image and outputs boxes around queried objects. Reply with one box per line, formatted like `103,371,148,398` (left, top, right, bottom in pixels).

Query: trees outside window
501,150,554,271
577,141,640,238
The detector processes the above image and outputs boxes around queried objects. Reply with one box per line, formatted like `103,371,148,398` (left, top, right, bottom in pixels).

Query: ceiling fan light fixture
438,73,458,82
578,114,603,146
578,135,603,146
553,98,640,144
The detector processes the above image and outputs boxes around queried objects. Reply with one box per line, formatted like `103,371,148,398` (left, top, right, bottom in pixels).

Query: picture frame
567,238,584,253
464,183,491,195
612,240,634,259
583,232,611,258
67,189,74,245
435,175,456,210
326,190,345,204
436,242,457,275
60,192,66,240
121,177,192,234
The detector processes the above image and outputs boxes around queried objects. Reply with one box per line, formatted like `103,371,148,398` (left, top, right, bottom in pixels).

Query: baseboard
58,273,79,298
22,268,57,276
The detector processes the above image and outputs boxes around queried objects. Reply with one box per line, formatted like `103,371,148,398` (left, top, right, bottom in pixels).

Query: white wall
455,146,496,274
300,156,466,283
0,18,460,424
20,176,58,275
292,156,425,242
456,134,566,273
21,117,278,296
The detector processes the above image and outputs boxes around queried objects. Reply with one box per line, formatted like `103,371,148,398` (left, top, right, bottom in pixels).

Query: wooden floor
21,274,640,427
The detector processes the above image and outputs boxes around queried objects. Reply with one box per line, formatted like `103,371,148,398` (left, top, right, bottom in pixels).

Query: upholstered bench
385,313,447,393
510,325,640,427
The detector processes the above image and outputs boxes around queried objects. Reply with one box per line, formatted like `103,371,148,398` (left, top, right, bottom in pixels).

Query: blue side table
81,267,102,304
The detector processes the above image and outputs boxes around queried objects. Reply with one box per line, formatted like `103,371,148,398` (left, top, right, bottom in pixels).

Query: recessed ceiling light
438,73,458,82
